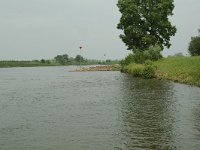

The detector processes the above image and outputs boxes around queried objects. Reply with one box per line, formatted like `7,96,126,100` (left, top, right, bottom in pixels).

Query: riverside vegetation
117,0,200,87
0,60,59,68
0,54,119,68
120,28,200,87
121,55,200,87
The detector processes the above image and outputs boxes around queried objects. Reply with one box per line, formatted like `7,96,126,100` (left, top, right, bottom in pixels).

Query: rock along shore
74,65,120,72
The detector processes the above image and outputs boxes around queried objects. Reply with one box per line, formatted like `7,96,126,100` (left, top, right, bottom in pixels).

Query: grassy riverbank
0,61,60,68
122,56,200,87
154,56,200,86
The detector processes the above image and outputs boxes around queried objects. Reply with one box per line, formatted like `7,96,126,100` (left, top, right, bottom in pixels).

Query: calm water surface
0,66,200,150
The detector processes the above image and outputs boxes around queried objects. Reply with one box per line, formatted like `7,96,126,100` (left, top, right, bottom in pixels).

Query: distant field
0,61,59,68
0,60,119,68
154,56,200,87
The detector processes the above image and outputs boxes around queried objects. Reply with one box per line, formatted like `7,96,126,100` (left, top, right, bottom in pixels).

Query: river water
0,66,200,150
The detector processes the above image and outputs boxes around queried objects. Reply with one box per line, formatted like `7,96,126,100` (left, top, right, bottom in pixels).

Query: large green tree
117,0,177,51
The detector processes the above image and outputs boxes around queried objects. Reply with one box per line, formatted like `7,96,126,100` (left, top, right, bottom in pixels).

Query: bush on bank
120,45,162,66
121,61,156,79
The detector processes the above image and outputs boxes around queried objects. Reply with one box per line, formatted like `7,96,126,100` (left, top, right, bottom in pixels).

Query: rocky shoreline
74,65,120,72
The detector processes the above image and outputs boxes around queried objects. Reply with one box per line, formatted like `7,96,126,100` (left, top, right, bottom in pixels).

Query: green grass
153,56,200,87
121,56,200,87
123,63,145,76
0,61,60,68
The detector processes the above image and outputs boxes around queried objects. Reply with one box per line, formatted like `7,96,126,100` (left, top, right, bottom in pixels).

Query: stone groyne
74,65,120,72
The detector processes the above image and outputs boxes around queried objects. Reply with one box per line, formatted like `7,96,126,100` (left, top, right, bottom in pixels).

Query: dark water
0,66,200,150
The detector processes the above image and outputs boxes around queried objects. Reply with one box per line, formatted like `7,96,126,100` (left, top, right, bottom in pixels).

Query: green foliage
120,53,135,66
134,45,163,63
124,63,144,76
99,60,120,65
142,62,156,78
40,59,46,63
75,55,84,62
144,45,163,61
0,60,58,68
133,50,146,64
188,31,200,56
45,60,51,64
117,0,176,51
0,53,120,68
106,59,111,63
121,45,162,65
122,62,156,79
121,56,200,86
54,54,69,65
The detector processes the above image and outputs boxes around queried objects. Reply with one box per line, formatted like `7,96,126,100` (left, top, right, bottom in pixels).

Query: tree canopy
75,55,84,62
188,29,200,56
54,54,69,65
117,0,177,51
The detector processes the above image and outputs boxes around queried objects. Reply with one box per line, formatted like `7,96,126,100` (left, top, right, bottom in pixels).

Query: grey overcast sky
0,0,200,60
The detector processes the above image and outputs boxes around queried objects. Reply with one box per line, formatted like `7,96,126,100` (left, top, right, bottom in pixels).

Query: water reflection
191,101,200,149
119,76,177,149
194,104,200,133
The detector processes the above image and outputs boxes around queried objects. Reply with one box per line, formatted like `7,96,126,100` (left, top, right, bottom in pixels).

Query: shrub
130,45,162,64
123,63,156,79
126,64,144,77
142,65,156,78
120,53,135,66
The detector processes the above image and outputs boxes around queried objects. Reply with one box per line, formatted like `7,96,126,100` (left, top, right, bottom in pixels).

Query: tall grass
122,62,156,79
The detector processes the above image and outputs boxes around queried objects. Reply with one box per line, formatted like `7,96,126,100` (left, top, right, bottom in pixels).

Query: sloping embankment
122,56,200,87
153,56,200,87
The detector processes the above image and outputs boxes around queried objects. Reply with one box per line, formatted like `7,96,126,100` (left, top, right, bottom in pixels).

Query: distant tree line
36,54,119,66
0,54,120,68
54,54,70,65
